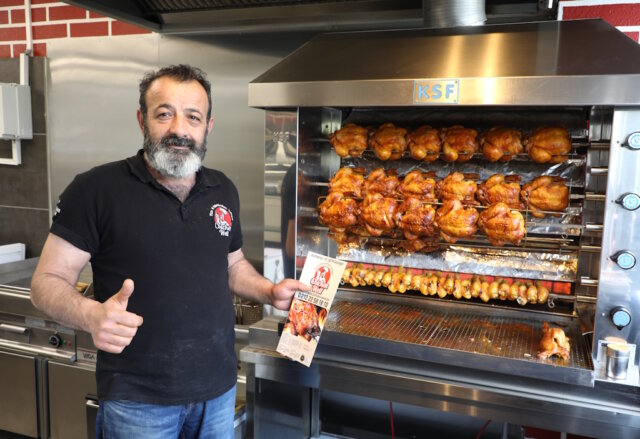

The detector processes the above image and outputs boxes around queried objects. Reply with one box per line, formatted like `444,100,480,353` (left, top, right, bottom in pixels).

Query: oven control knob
616,193,640,211
611,307,632,330
611,251,636,270
48,334,62,348
625,132,640,150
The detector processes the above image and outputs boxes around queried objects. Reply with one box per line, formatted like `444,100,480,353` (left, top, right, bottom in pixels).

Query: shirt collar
126,149,220,188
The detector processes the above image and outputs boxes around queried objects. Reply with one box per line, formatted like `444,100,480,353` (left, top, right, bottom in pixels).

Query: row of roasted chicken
327,167,570,217
330,123,572,164
342,265,551,306
321,196,525,247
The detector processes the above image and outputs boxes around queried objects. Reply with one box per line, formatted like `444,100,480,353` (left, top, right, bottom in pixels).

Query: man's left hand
271,279,309,310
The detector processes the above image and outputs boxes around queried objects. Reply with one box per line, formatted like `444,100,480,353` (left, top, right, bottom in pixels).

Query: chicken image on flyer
277,251,347,367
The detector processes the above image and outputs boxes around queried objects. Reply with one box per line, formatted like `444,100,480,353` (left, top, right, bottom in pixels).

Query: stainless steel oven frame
246,18,640,439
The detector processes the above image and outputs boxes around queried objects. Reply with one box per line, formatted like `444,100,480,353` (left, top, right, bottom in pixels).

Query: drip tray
321,293,594,387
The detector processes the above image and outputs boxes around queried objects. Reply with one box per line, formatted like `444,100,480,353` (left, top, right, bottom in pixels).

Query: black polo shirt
50,150,242,404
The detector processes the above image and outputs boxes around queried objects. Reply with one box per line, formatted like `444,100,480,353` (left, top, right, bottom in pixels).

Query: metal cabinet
0,351,38,437
48,361,97,439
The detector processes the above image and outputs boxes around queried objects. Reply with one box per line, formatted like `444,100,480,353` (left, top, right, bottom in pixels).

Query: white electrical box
0,83,32,140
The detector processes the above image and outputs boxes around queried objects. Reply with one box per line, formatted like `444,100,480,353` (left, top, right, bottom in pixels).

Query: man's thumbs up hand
113,278,135,310
86,279,143,354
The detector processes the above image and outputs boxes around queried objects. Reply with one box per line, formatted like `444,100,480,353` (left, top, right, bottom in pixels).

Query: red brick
31,0,55,3
0,10,8,25
10,8,24,23
32,8,47,22
0,0,24,6
33,42,46,56
111,20,151,36
89,11,106,19
0,44,10,58
12,43,23,56
562,4,640,27
10,7,47,24
623,31,639,43
12,42,46,57
70,21,108,37
49,4,87,21
33,23,67,39
0,26,26,42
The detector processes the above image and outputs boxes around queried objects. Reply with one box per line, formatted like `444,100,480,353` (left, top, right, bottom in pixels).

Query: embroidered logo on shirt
210,204,233,237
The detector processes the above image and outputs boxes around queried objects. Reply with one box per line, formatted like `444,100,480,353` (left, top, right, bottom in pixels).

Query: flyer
276,251,347,367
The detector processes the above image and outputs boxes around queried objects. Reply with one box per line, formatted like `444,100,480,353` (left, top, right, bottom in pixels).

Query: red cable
389,401,394,439
476,419,492,439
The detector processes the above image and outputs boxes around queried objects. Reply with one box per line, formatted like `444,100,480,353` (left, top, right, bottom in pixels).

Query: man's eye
157,112,171,119
189,115,201,122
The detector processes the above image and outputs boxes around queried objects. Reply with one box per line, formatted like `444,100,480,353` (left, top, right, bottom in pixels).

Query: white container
0,243,26,264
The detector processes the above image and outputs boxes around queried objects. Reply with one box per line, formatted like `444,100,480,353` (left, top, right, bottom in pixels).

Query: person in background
30,64,307,439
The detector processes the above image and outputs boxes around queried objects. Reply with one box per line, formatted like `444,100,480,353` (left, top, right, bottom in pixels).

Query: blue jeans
96,385,236,439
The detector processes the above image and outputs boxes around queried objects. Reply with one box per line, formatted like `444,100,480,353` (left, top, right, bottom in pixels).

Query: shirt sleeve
50,173,100,255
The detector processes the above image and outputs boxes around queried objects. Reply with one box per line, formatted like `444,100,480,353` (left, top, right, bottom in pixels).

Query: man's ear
136,109,145,133
207,116,214,133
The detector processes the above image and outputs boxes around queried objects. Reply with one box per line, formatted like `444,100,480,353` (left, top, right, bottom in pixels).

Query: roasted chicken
406,125,441,162
329,123,369,158
362,192,398,237
440,125,479,162
537,322,570,360
477,174,524,209
436,172,478,205
285,298,320,341
399,170,437,202
328,167,365,197
364,168,399,197
521,176,570,218
525,126,572,163
318,192,359,232
435,199,479,243
480,127,523,162
328,230,363,248
396,197,437,240
369,123,408,161
398,236,440,253
477,202,526,246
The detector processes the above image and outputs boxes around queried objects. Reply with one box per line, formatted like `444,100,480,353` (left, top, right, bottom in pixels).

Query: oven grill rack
307,223,584,253
324,295,594,373
337,284,577,314
313,135,601,163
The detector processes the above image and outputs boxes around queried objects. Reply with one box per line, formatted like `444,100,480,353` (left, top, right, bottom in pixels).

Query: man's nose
168,114,188,137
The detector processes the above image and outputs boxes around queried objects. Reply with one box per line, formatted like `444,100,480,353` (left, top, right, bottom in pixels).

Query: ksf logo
209,204,233,237
413,79,459,105
310,264,331,294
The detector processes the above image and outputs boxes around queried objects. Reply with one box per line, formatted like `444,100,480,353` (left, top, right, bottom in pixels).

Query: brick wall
559,0,640,42
0,1,151,58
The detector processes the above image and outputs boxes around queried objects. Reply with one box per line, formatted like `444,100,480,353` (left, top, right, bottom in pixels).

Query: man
30,64,307,438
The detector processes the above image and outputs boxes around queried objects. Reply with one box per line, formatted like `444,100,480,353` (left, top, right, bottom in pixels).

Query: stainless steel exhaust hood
248,19,640,107
65,0,553,34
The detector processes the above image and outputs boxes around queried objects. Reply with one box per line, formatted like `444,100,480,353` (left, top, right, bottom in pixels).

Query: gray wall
0,57,49,258
47,33,313,267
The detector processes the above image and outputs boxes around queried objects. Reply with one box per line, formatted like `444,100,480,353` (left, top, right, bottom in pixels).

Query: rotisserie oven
243,19,640,438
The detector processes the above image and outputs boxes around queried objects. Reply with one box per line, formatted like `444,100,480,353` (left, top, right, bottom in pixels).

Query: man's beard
143,126,207,179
